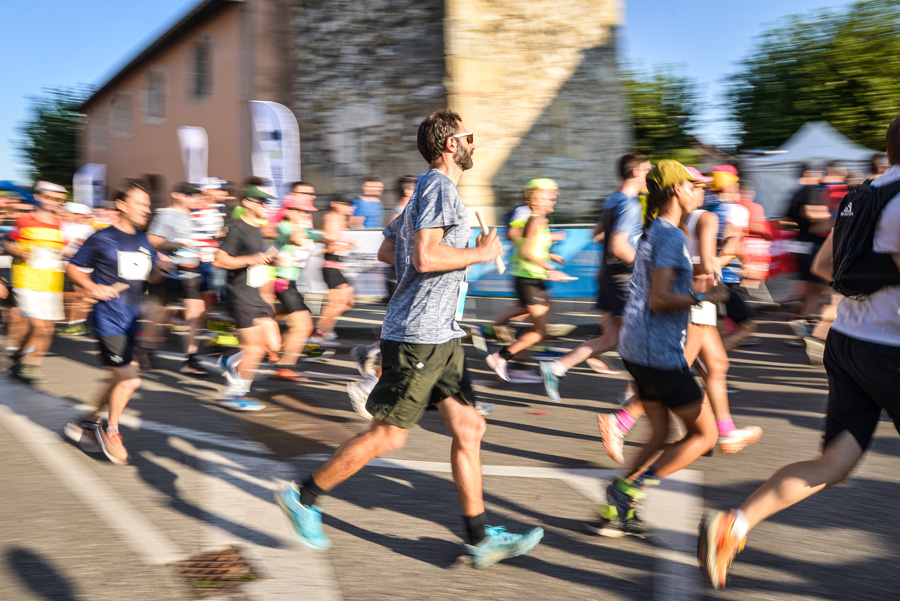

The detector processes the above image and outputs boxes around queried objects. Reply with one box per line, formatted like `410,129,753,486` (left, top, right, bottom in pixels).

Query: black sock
498,348,513,361
464,512,488,545
299,476,326,507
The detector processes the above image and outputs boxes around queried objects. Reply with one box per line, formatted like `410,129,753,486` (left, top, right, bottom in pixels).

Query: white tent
738,121,879,217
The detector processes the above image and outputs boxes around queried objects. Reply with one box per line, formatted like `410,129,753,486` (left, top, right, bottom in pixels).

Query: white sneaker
597,412,626,464
347,376,376,419
475,402,496,416
217,395,265,412
486,353,510,382
718,426,763,453
63,418,102,454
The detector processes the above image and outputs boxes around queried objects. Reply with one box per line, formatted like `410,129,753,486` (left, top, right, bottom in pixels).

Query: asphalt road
1,309,898,601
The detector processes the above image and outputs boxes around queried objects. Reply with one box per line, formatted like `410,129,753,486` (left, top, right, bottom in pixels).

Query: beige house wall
80,3,246,205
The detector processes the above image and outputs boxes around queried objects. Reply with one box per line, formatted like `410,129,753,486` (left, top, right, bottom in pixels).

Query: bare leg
492,304,527,328
438,397,488,516
182,298,206,356
318,285,352,334
722,320,756,353
106,363,142,430
687,324,732,423
20,318,55,366
312,420,409,491
558,313,621,371
811,293,840,340
505,304,549,357
629,397,717,480
277,311,314,367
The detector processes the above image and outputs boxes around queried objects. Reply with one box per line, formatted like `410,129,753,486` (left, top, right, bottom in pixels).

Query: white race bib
246,264,273,288
29,247,64,272
690,300,717,326
117,251,153,281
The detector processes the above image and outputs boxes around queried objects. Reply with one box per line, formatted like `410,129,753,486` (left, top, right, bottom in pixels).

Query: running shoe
698,509,746,590
266,351,280,363
217,395,265,412
584,478,649,538
347,376,376,419
63,417,102,454
470,326,490,354
274,483,332,551
14,365,45,385
310,332,340,348
597,412,626,464
272,368,309,382
507,368,542,383
95,423,129,465
465,525,544,569
788,319,812,339
179,356,210,376
349,345,377,375
301,345,336,361
486,352,510,383
586,357,622,375
475,402,496,417
216,353,242,386
539,361,562,403
718,426,763,454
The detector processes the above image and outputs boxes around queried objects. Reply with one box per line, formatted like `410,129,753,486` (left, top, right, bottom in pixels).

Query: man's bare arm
413,226,500,273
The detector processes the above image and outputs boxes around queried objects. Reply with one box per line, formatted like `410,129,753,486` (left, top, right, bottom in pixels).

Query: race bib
246,264,273,288
30,247,64,272
455,280,469,322
117,251,153,281
690,300,717,326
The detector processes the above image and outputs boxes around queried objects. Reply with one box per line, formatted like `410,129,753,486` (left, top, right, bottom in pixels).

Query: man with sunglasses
275,109,544,569
212,185,281,411
4,181,67,384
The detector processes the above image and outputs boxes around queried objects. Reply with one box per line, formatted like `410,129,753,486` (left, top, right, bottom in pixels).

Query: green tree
729,0,900,151
16,87,87,185
623,66,699,161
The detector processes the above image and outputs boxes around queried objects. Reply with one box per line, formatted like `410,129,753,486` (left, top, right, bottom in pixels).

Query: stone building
80,0,629,222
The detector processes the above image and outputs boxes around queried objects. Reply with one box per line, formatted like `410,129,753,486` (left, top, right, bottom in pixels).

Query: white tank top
685,210,705,265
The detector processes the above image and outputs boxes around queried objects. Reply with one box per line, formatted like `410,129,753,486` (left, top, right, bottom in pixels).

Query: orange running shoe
272,368,308,382
95,424,130,465
698,509,746,590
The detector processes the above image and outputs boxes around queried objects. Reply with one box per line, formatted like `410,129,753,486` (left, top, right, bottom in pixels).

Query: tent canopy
738,121,879,217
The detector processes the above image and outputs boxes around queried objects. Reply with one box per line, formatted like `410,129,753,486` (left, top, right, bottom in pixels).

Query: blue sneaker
274,484,332,551
217,395,264,412
216,353,242,385
465,525,544,569
539,361,562,403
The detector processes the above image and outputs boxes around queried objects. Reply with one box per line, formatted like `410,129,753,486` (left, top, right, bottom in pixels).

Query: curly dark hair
417,109,462,166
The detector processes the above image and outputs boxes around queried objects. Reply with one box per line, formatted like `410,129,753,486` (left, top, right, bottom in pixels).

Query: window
146,70,167,121
89,109,108,151
189,36,212,100
111,93,133,138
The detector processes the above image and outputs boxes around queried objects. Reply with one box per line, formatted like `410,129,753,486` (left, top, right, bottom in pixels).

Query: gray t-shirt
147,208,194,256
381,169,470,344
619,217,693,370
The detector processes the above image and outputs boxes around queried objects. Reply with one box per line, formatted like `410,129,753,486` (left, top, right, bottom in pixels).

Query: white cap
63,202,91,215
199,177,227,190
35,181,66,195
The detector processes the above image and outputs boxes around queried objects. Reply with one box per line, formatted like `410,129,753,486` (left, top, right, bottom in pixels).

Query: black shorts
97,334,135,368
623,359,703,409
322,267,349,289
822,329,900,451
366,338,475,429
796,241,827,284
724,283,754,324
149,273,205,305
228,299,275,329
514,277,549,307
275,282,309,314
596,278,630,317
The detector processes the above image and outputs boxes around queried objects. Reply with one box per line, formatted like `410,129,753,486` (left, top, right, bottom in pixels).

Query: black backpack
831,178,900,298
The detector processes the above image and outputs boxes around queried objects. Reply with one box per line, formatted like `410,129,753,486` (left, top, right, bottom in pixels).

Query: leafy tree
622,66,699,161
729,0,900,151
16,87,87,186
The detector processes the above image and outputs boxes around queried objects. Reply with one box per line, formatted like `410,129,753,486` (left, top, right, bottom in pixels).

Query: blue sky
1,0,852,183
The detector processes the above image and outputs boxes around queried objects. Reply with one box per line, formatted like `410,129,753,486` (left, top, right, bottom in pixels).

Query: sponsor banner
249,101,301,208
176,126,209,184
73,163,106,208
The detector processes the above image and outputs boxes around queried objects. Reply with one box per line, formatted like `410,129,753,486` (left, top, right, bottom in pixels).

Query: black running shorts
366,338,476,429
596,278,630,317
623,359,703,409
322,267,349,289
228,299,275,329
149,272,205,305
97,335,134,368
724,283,754,324
275,282,309,314
822,329,900,451
514,277,549,308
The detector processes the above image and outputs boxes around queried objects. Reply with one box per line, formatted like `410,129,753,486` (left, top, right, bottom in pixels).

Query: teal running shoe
465,525,544,569
539,361,562,403
274,484,332,551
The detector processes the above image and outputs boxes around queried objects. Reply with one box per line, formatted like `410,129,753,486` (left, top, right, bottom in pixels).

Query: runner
275,109,543,568
699,116,900,589
486,178,569,381
270,187,319,381
4,181,67,384
348,176,385,229
143,182,210,376
62,179,163,463
383,175,417,300
211,185,281,411
539,153,650,402
586,160,725,537
313,197,356,345
58,202,96,336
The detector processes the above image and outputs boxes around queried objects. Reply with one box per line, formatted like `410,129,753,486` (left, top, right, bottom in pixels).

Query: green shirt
510,216,552,279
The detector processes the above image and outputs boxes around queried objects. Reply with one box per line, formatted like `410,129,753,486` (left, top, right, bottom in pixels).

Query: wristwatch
691,291,707,305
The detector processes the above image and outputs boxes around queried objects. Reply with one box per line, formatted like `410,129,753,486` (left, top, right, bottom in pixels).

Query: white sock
731,509,749,540
550,360,567,377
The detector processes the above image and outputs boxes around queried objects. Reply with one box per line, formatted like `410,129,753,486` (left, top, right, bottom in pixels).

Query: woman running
314,198,356,344
587,160,727,537
486,179,569,382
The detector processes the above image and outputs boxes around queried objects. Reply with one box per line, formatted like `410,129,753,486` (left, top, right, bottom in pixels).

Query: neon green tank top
511,217,552,279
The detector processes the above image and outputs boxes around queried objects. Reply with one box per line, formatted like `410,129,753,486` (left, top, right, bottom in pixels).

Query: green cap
525,178,558,190
646,159,701,190
242,185,274,201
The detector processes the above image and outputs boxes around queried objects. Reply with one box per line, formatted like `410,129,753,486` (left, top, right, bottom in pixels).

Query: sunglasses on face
451,132,474,144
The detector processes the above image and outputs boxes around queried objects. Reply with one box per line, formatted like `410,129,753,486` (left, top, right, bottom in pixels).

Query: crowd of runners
2,108,898,583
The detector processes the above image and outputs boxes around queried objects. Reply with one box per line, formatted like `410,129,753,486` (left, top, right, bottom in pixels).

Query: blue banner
467,226,601,299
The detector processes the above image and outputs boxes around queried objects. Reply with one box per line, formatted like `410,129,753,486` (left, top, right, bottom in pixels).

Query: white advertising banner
177,126,209,184
299,230,388,297
249,100,301,209
73,163,106,208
